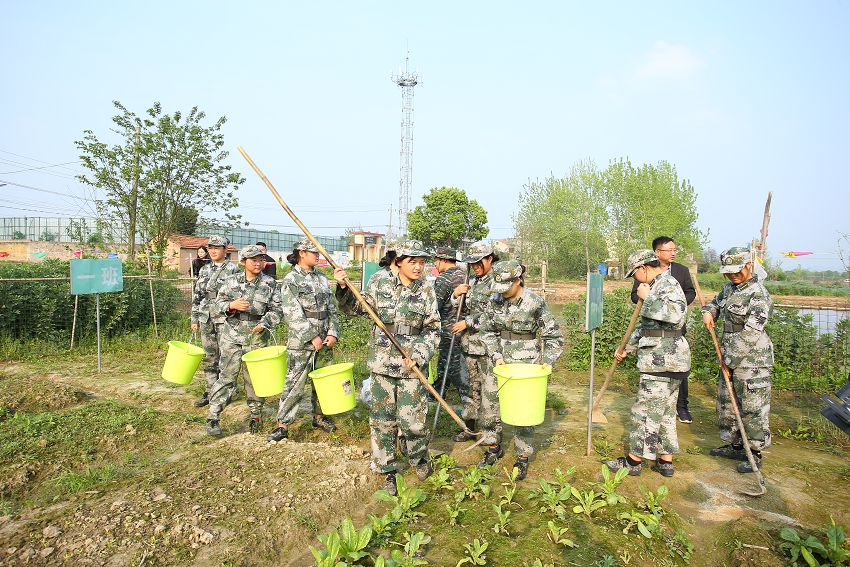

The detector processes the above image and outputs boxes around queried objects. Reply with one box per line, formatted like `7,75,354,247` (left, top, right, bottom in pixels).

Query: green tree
173,204,199,235
76,101,245,267
407,187,488,248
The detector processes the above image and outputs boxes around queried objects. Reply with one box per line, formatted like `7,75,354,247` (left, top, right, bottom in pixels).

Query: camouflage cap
434,246,458,261
625,249,659,278
294,237,319,253
719,246,752,274
465,241,494,263
396,239,430,258
490,259,524,293
207,235,229,247
239,244,266,260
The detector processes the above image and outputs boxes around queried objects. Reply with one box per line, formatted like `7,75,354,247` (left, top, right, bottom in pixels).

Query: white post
96,293,102,372
586,328,596,456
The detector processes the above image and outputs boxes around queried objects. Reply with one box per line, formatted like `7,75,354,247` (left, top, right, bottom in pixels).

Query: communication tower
391,53,420,237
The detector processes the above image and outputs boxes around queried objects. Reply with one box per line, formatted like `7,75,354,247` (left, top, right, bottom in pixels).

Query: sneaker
478,445,504,468
194,392,210,408
709,444,745,460
383,473,397,496
605,456,642,476
736,453,762,474
513,458,529,481
248,415,262,434
453,419,477,442
267,426,288,442
651,460,675,477
677,407,693,423
312,414,337,433
206,419,221,436
416,460,432,481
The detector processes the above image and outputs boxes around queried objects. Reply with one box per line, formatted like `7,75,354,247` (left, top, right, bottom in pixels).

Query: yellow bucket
242,346,287,397
162,340,205,385
428,356,437,384
309,363,356,415
493,363,551,426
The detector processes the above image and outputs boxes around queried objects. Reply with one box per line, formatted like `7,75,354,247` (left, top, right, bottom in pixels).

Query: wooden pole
237,146,474,436
757,192,772,261
146,251,158,337
590,299,643,423
70,295,79,350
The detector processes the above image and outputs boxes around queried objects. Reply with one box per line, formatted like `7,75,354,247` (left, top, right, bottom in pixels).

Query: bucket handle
494,362,547,394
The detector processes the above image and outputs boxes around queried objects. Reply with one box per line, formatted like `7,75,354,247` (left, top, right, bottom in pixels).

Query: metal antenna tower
392,52,419,237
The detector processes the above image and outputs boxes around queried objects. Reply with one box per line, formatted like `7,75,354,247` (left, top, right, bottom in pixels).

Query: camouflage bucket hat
720,246,752,274
434,246,458,261
239,244,266,260
207,235,229,247
465,241,494,263
294,237,319,253
396,239,430,258
490,259,523,293
625,249,659,278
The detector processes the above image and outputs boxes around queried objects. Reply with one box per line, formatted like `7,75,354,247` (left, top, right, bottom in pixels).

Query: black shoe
513,457,529,481
737,453,762,474
383,473,397,496
267,426,288,442
312,414,337,433
248,415,262,434
194,393,209,408
605,456,642,476
478,445,504,468
206,419,221,436
677,407,693,423
651,460,675,477
416,459,432,481
710,444,745,460
453,419,476,442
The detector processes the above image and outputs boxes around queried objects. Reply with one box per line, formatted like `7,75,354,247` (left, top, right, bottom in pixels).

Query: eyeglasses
655,247,677,253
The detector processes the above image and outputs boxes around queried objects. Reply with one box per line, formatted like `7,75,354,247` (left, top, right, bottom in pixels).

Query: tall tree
76,101,245,265
407,187,488,248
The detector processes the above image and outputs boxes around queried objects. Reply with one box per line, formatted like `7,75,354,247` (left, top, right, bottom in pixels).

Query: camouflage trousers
275,348,332,423
717,366,772,451
628,375,682,460
436,334,473,419
370,373,429,473
467,354,504,449
208,334,268,420
199,320,222,392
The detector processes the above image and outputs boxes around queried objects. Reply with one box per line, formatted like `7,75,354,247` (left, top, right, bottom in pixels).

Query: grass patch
54,463,120,495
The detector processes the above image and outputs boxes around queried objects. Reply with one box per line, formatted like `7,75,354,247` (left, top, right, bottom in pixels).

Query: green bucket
493,363,551,426
162,340,205,385
241,346,287,397
309,362,357,415
428,356,437,385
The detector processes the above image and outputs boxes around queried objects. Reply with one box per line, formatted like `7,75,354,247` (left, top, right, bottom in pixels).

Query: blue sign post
70,259,124,371
585,272,604,456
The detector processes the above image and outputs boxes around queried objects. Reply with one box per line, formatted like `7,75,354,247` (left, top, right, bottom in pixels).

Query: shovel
590,299,643,423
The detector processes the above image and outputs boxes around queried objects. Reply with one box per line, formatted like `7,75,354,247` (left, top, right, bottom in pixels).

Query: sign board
362,261,381,288
70,259,124,295
364,236,377,246
585,272,603,331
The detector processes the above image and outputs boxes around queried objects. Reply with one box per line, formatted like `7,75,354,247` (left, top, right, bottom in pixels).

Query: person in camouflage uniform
190,236,241,408
206,245,283,436
605,250,691,478
480,259,564,480
333,240,440,496
268,238,340,442
449,241,500,444
432,246,472,422
702,246,774,473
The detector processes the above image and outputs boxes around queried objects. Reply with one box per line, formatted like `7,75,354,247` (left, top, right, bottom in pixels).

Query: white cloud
635,41,703,79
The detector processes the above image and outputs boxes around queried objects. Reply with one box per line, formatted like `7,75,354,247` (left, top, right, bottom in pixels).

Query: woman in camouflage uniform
333,240,440,496
480,259,564,480
605,250,691,478
268,239,340,442
206,245,283,436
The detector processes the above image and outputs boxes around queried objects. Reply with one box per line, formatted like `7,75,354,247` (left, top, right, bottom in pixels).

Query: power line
0,179,92,199
0,160,81,175
0,149,85,175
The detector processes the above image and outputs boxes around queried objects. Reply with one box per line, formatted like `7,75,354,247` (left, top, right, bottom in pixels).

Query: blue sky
1,1,848,270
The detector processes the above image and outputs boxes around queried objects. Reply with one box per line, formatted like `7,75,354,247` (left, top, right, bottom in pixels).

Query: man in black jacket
256,242,277,279
631,236,697,423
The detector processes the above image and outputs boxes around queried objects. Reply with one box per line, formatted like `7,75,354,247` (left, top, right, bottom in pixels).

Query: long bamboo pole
590,299,643,424
237,146,475,436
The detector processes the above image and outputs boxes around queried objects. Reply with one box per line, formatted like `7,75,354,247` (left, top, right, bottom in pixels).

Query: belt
382,323,424,336
642,329,683,338
303,309,329,320
724,322,745,333
500,331,535,340
237,313,263,322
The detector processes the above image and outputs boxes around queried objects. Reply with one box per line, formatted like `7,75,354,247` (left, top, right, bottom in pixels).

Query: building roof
351,231,385,236
169,234,237,251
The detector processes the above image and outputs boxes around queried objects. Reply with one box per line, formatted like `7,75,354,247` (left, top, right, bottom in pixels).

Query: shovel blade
591,409,608,424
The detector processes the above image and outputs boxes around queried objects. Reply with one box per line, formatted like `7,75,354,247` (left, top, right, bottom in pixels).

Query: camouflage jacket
191,261,241,325
434,266,466,334
480,288,564,366
214,272,283,345
280,265,340,350
336,273,440,378
452,271,494,356
702,276,774,368
625,272,691,373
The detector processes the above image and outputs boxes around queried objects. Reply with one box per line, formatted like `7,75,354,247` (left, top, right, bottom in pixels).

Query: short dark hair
256,241,267,248
379,251,397,268
652,236,674,250
646,260,661,269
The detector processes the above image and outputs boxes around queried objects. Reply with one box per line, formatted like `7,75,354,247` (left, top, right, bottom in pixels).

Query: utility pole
127,125,140,260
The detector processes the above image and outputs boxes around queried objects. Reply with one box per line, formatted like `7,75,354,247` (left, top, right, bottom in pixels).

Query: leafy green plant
570,487,607,518
309,530,343,567
446,500,467,527
499,466,520,508
529,478,571,515
427,466,453,492
546,520,576,548
459,466,492,501
780,517,850,567
595,555,616,567
369,511,397,548
638,485,668,518
592,464,629,506
309,518,373,566
665,529,694,563
492,504,512,535
375,532,432,567
553,466,577,488
456,538,488,566
523,560,554,567
618,510,660,539
375,475,427,523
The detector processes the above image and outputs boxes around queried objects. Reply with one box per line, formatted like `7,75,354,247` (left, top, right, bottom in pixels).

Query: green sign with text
585,272,603,331
70,259,124,295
